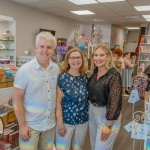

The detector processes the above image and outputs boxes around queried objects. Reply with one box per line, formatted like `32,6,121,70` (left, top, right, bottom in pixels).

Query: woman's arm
101,72,122,141
124,58,136,68
56,85,66,137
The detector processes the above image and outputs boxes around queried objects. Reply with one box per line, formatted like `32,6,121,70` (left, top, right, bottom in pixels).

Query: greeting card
124,120,136,132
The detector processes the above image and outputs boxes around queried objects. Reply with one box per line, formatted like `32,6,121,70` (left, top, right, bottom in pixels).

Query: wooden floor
84,96,145,150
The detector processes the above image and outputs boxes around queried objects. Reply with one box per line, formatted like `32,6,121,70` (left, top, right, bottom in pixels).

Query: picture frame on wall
39,28,55,36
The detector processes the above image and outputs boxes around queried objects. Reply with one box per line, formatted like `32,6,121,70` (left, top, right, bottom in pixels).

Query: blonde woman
87,44,122,150
56,48,89,150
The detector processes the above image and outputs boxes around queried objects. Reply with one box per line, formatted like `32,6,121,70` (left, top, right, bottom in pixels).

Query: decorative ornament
111,30,117,43
91,25,103,45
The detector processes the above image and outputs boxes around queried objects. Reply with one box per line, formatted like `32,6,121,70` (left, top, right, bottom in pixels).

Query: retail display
0,88,19,149
0,17,16,66
137,35,150,75
17,56,34,67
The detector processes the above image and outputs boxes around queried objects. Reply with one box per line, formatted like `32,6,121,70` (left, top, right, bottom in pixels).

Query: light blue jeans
89,103,121,150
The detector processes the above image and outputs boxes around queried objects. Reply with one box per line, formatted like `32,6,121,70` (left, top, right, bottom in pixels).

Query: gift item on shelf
0,16,16,66
137,35,150,75
0,59,10,70
17,56,34,67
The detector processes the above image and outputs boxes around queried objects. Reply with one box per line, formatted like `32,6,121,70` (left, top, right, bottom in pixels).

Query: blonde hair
61,47,87,76
90,43,116,75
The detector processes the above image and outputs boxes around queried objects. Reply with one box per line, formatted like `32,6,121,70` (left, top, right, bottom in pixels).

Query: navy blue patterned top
57,72,89,125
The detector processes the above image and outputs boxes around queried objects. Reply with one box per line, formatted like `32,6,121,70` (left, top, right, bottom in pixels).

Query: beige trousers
19,126,55,150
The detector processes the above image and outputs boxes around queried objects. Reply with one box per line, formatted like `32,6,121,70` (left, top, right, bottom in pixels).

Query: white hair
35,31,57,48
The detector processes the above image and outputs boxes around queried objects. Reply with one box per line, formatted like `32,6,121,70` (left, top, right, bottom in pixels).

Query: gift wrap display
124,76,150,150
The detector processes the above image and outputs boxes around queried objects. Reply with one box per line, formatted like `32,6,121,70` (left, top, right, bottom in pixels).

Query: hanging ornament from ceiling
91,24,103,45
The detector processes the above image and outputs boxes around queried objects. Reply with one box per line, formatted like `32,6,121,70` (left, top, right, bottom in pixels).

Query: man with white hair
13,32,59,150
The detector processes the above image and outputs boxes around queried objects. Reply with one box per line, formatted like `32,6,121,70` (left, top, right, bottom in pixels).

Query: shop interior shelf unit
137,35,150,75
0,15,16,65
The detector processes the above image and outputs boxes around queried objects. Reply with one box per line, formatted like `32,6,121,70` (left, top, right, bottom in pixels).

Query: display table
0,69,14,88
0,78,13,89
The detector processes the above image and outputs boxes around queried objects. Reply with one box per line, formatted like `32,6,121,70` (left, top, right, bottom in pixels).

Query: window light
71,10,95,15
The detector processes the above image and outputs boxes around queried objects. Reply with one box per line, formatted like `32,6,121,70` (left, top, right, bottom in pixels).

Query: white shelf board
140,52,150,54
139,60,150,61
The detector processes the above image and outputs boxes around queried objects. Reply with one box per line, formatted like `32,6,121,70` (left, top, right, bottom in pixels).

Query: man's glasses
69,56,82,61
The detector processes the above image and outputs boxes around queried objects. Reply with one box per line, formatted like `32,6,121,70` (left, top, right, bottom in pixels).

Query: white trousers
56,122,88,150
89,103,121,150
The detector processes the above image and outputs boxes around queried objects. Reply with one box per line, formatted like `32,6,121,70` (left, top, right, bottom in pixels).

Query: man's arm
13,87,30,141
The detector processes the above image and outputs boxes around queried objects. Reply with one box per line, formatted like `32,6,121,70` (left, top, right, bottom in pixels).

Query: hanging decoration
91,24,103,45
111,30,117,43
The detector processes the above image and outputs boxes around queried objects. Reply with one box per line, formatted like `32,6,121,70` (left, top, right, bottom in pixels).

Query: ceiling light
126,27,140,30
67,0,98,5
143,15,150,19
134,6,150,11
93,18,103,22
71,10,95,15
97,0,125,3
146,18,150,21
126,16,138,19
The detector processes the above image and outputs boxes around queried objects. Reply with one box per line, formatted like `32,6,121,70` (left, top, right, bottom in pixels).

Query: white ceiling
6,0,150,28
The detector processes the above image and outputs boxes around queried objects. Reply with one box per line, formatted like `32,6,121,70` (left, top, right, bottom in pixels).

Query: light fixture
93,18,103,22
67,0,98,5
134,6,150,11
146,18,150,21
96,0,125,3
126,27,140,30
71,10,95,15
143,15,150,19
126,16,138,19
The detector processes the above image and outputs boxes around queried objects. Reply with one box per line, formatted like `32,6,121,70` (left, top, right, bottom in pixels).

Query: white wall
0,0,86,56
110,25,127,50
127,30,139,43
0,0,112,56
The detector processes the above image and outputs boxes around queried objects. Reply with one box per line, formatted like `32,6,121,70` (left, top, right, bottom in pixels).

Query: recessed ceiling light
93,18,103,22
126,27,140,30
14,0,40,3
67,0,98,5
71,10,95,15
134,6,150,11
146,18,150,21
97,0,125,3
143,15,150,19
126,16,138,19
